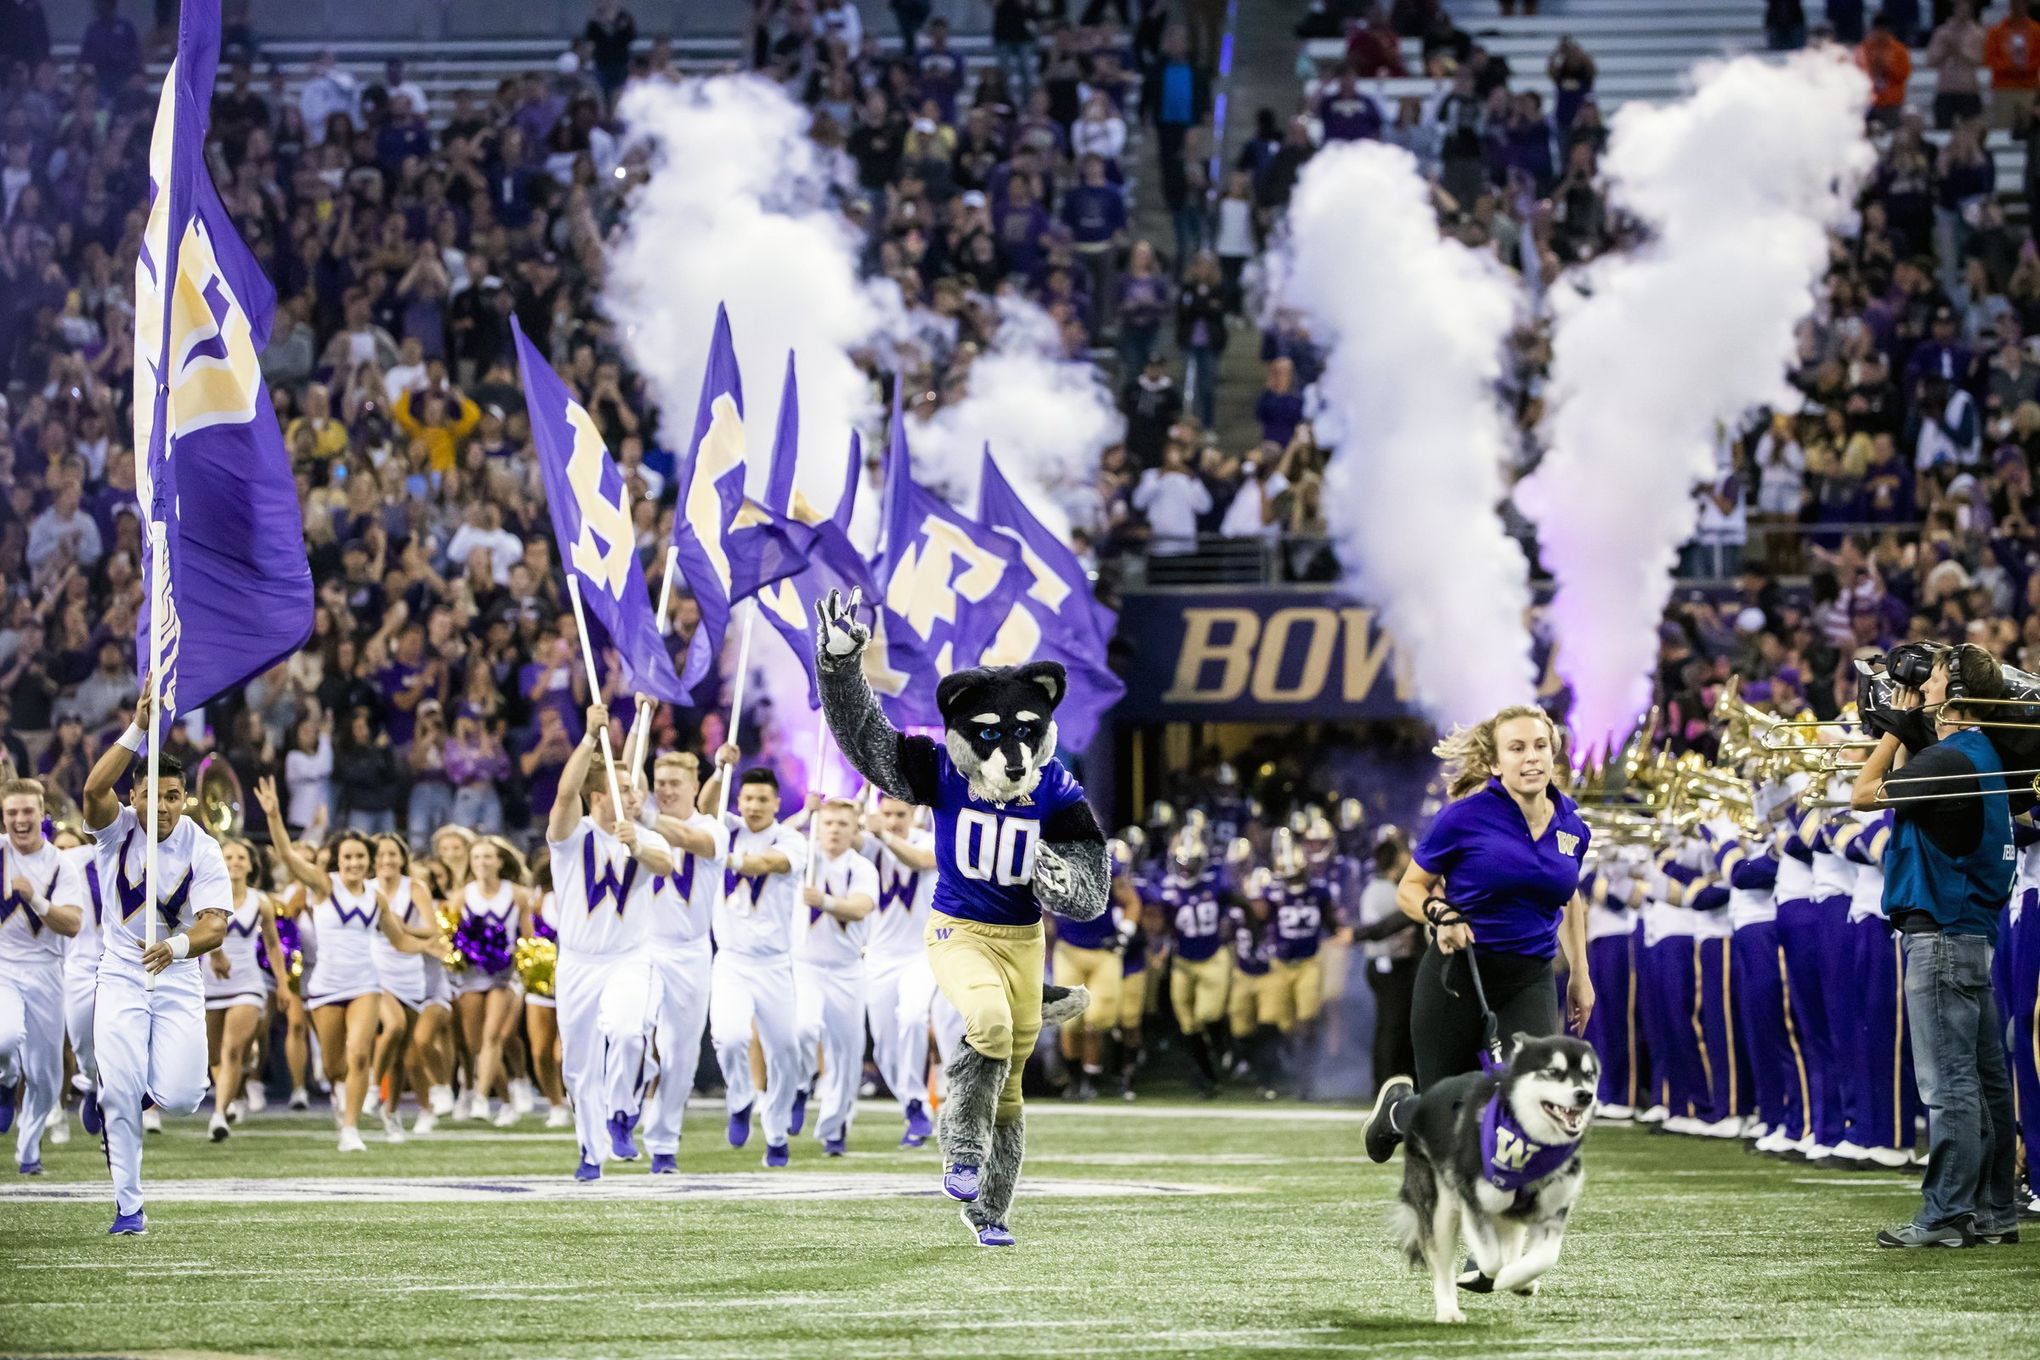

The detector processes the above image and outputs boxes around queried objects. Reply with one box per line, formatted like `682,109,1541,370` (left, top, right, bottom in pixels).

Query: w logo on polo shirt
1556,832,1581,857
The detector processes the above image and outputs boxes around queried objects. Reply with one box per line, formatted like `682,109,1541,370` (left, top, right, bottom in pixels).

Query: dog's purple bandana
1479,1093,1576,1192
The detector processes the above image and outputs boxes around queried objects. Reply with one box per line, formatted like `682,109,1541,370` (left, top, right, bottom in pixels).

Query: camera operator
1851,643,2020,1249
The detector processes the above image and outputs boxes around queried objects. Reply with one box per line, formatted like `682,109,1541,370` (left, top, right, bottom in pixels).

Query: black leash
1425,895,1506,1076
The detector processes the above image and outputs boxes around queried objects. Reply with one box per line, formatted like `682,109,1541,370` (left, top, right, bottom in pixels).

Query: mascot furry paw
814,588,1109,1241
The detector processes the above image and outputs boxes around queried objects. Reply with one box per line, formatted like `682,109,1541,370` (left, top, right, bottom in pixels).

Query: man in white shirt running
1,777,84,1174
82,687,232,1235
700,752,808,1167
862,794,940,1147
796,798,878,1154
640,751,728,1173
545,703,675,1182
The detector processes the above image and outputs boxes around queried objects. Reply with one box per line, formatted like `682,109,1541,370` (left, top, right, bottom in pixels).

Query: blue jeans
452,783,504,835
407,780,453,851
345,808,397,835
1185,345,1218,429
1901,931,2018,1234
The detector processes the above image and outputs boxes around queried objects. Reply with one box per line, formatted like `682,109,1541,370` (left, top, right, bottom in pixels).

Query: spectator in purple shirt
78,0,141,98
516,703,574,826
1255,357,1306,448
916,18,967,122
1116,239,1171,376
446,708,511,832
1315,72,1385,144
1062,155,1129,334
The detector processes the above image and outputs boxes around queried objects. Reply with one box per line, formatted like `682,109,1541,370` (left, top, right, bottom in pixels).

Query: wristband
116,723,146,753
167,933,191,961
22,890,49,918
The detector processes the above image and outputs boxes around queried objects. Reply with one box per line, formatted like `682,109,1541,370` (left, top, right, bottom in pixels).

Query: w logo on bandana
1492,1125,1536,1172
1556,832,1580,857
583,838,640,917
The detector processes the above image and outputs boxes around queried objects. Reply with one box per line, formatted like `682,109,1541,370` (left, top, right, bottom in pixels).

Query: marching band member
796,798,878,1154
1582,849,1644,1120
202,838,286,1142
546,703,674,1181
1779,796,1850,1160
862,794,939,1146
640,752,728,1170
700,751,808,1165
1689,829,1749,1137
1742,783,1816,1156
83,691,231,1233
1840,810,1914,1169
1,777,83,1174
1364,704,1593,1164
256,777,437,1152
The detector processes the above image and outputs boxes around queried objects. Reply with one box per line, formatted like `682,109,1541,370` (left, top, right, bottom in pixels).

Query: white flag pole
721,600,760,819
565,575,627,821
627,545,682,793
803,714,832,886
143,524,168,994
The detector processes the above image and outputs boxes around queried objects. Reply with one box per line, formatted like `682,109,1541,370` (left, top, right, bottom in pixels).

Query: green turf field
1,1099,2034,1360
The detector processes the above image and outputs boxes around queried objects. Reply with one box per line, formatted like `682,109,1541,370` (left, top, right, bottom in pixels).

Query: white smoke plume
1516,51,1872,751
911,295,1124,536
1277,140,1537,727
606,74,884,516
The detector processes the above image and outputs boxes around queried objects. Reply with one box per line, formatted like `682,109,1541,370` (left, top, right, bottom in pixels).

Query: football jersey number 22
955,811,1039,886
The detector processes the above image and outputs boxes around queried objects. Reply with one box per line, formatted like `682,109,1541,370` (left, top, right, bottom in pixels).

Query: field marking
0,1172,1244,1206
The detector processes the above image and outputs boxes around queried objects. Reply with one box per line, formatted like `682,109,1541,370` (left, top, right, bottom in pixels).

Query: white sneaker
142,1109,162,1134
493,1103,521,1128
412,1110,438,1136
289,1086,310,1111
48,1114,70,1146
1755,1128,1792,1155
1861,1146,1912,1169
382,1110,407,1143
1597,1104,1635,1122
362,1086,381,1117
453,1091,474,1120
209,1112,231,1142
466,1097,493,1123
1802,1140,1834,1162
1742,1119,1767,1141
244,1083,267,1113
1662,1116,1704,1136
1833,1140,1868,1163
429,1085,454,1116
227,1099,248,1124
545,1105,573,1129
1638,1104,1669,1125
509,1079,536,1114
1697,1116,1744,1139
337,1126,367,1153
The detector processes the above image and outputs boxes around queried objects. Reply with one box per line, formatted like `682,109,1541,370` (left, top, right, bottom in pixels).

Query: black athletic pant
1365,955,1418,1090
1409,944,1560,1091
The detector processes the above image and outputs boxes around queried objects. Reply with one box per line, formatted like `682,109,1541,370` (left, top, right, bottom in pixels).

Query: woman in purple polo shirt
1363,704,1595,1161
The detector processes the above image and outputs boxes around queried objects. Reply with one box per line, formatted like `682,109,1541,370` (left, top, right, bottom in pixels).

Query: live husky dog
1392,1034,1599,1323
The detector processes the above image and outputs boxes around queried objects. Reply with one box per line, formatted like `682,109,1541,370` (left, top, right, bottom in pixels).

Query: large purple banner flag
669,308,819,692
753,358,877,710
132,0,311,716
868,400,1027,728
513,318,690,705
977,451,1124,748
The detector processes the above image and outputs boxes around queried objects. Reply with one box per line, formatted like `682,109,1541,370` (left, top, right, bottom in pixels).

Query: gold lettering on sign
1251,608,1337,702
1163,608,1258,702
1338,608,1397,702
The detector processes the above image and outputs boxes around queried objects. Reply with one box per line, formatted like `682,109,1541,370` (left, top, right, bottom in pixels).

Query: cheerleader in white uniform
417,825,474,1119
521,857,570,1127
367,835,442,1140
256,777,436,1152
454,837,529,1124
203,839,287,1143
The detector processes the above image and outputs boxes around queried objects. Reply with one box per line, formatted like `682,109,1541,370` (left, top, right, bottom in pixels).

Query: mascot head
936,661,1067,804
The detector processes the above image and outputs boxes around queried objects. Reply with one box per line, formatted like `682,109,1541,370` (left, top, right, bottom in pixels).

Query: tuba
193,755,246,838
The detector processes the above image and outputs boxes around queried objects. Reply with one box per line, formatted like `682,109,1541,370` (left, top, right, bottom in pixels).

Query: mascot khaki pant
926,912,1043,1124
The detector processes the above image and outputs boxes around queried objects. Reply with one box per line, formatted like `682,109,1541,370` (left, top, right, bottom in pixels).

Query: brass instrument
194,755,245,837
43,787,87,842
